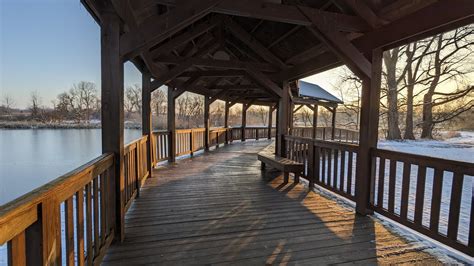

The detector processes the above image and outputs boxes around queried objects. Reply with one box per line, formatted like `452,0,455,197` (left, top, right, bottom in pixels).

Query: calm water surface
0,128,142,205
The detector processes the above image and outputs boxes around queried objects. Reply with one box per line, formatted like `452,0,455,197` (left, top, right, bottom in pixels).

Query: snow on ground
378,131,474,163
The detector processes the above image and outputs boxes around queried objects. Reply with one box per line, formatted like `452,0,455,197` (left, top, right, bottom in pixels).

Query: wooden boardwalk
103,140,447,265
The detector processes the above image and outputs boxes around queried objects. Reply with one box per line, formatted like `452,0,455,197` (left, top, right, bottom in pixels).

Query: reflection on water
0,128,142,205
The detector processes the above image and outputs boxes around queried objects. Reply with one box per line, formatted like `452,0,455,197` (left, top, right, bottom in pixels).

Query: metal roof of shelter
298,80,343,104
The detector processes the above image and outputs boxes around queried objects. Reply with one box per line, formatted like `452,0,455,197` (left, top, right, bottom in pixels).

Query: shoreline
0,121,142,129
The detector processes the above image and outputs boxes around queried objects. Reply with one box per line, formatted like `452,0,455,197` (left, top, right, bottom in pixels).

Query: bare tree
30,91,41,120
417,27,474,138
125,84,142,118
383,48,403,139
2,94,15,117
74,81,98,123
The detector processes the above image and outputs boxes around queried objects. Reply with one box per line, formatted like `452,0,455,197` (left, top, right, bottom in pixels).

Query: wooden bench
258,152,304,183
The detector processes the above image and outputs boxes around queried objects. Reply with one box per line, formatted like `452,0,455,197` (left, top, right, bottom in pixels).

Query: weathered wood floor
103,140,446,265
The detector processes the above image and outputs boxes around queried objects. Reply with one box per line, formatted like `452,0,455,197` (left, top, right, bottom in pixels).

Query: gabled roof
298,80,343,104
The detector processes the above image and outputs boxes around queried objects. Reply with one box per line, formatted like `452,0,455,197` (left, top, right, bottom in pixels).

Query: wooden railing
284,135,358,200
370,148,474,256
123,136,149,211
152,127,276,163
0,154,115,265
291,126,359,143
0,135,151,265
283,134,474,256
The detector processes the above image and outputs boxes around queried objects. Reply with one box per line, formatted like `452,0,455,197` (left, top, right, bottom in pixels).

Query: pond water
0,128,142,205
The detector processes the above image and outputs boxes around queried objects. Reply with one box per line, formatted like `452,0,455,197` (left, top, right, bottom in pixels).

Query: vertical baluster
7,231,26,266
76,189,85,266
327,149,332,186
65,196,75,266
447,172,464,240
315,146,320,183
100,173,107,243
377,157,385,208
347,151,353,195
414,165,427,225
388,160,397,213
85,183,93,265
321,148,326,184
339,150,345,192
430,168,444,232
400,162,411,219
333,149,339,190
93,178,100,257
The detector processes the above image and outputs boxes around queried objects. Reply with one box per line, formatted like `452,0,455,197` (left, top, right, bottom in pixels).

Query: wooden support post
204,96,210,150
268,106,273,139
355,48,382,215
224,101,230,144
331,107,336,140
101,12,124,241
289,101,294,135
167,86,176,162
275,106,280,154
142,71,153,175
241,103,248,141
312,105,318,139
277,83,290,156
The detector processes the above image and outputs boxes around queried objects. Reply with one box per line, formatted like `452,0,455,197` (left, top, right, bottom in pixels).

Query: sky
0,0,142,109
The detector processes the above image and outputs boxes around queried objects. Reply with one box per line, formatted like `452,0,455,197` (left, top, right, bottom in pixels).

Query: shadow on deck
103,140,443,265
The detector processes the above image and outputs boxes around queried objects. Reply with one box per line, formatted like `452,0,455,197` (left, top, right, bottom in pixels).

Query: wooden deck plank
103,140,446,265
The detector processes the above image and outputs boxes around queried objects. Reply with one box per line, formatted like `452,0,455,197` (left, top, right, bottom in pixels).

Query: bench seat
257,152,304,183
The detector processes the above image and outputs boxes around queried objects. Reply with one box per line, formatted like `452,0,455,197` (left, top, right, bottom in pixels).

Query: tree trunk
421,93,434,139
383,50,402,140
404,63,415,140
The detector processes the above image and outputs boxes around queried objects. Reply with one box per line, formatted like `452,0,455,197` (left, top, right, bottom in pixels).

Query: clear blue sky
0,0,141,109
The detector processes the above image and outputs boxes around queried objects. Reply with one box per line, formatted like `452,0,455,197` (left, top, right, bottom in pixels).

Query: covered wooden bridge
1,0,473,265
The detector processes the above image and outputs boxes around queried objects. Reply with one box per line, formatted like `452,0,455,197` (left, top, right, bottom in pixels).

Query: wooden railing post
355,48,382,215
168,86,176,162
190,130,194,156
277,83,290,156
241,103,248,141
142,71,153,175
268,106,273,139
100,12,123,241
204,97,210,151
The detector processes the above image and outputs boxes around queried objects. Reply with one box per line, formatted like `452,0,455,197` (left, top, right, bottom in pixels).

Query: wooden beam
285,44,327,65
299,6,372,79
274,52,341,82
100,13,124,240
180,70,246,77
154,55,279,72
292,97,338,108
149,0,369,32
344,0,386,28
120,0,222,59
151,60,193,90
245,67,283,98
149,19,221,58
354,0,474,53
223,17,287,69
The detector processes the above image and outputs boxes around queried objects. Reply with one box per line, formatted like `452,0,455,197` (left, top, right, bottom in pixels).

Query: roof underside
82,0,474,106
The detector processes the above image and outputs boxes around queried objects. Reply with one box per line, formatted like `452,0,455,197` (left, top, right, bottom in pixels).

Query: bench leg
261,162,266,170
294,172,300,183
283,172,289,183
